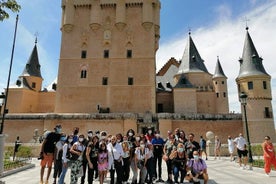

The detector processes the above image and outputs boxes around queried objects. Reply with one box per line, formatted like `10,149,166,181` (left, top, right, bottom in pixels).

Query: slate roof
174,73,194,88
237,27,269,78
177,33,209,74
21,42,42,78
213,56,227,79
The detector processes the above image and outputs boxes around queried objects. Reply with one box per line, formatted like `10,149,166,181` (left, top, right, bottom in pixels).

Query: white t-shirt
135,147,149,160
234,136,247,150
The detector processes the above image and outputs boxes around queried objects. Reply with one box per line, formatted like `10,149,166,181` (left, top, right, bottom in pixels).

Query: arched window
81,70,87,78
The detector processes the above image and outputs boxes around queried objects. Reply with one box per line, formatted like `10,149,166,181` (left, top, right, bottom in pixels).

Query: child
98,141,108,184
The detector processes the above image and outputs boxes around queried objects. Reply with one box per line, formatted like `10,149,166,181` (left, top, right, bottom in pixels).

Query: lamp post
239,92,253,170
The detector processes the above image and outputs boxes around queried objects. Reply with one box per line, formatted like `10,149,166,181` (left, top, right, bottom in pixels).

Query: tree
0,0,21,21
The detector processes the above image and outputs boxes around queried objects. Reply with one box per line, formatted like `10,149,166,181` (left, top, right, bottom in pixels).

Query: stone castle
1,0,275,143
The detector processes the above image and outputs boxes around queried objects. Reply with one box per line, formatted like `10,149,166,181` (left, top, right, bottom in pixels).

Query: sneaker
158,178,164,182
243,166,247,170
265,173,270,177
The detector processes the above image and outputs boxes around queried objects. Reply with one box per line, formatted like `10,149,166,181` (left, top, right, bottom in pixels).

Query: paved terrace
0,156,275,184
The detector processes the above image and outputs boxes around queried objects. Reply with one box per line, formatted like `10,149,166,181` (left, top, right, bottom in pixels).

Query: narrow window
222,81,225,84
216,93,219,98
102,77,108,85
215,81,217,85
263,81,267,89
81,50,87,58
128,77,133,85
32,82,36,88
223,92,226,97
104,50,109,58
127,50,132,58
81,70,87,78
52,83,57,90
248,81,253,90
265,107,270,118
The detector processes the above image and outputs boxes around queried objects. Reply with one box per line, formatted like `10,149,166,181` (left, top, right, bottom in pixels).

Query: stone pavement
0,157,276,184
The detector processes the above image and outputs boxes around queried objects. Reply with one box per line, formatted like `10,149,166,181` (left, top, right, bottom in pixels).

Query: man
234,133,248,169
40,125,62,184
13,136,21,161
107,136,124,184
151,131,165,182
186,151,209,184
185,133,200,159
199,136,207,160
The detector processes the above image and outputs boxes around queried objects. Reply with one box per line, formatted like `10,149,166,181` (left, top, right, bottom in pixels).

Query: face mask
128,132,133,136
61,137,67,141
178,148,184,152
79,138,84,142
88,133,93,137
148,130,152,134
155,134,160,138
193,155,199,160
102,136,106,140
117,140,120,143
136,137,140,141
56,128,62,133
68,138,73,143
140,144,145,148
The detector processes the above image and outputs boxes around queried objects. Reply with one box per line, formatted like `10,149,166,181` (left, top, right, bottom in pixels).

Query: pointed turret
177,32,209,74
213,56,227,79
237,27,269,78
21,39,42,78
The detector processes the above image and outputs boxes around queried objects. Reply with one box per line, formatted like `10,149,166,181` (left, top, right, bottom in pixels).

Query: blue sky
0,0,276,126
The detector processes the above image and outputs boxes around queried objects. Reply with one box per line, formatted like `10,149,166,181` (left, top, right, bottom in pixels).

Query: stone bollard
206,131,215,156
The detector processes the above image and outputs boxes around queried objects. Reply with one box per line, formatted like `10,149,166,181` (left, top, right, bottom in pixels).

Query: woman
86,135,99,184
135,140,149,184
130,135,140,184
228,136,235,161
53,134,67,184
169,143,187,184
98,141,108,184
70,134,86,184
214,136,221,160
163,134,177,183
262,136,276,176
121,135,131,183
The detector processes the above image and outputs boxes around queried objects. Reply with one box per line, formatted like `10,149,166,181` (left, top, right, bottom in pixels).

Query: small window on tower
223,92,226,97
102,77,108,85
127,50,132,58
32,82,36,88
81,50,87,59
215,81,217,85
264,107,271,118
216,93,219,98
128,77,133,85
104,50,109,58
248,81,253,90
263,81,267,89
81,70,87,78
222,81,225,84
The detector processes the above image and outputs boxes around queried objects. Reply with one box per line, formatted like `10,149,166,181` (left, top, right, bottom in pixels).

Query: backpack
201,139,206,148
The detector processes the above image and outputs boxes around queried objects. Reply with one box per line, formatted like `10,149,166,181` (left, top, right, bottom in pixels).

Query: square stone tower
55,0,160,113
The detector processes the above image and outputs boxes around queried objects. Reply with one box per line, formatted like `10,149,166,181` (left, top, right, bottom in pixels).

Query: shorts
237,149,248,158
40,153,54,167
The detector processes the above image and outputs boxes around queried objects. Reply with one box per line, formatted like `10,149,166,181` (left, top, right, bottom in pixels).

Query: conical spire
21,40,42,78
177,32,209,74
174,73,194,88
237,27,269,78
213,56,227,79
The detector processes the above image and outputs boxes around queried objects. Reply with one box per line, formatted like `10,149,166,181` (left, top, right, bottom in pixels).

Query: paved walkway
1,157,276,184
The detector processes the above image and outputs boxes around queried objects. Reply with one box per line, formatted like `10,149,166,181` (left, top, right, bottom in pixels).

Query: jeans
173,166,186,183
58,161,71,184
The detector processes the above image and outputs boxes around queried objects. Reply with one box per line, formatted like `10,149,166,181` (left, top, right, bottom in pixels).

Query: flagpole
0,14,19,134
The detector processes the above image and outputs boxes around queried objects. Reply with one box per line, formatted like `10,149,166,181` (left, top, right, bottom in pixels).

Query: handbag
69,150,81,161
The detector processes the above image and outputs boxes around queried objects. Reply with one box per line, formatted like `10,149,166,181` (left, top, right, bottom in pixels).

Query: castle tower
212,56,229,114
173,32,214,113
236,27,276,143
6,39,43,113
55,0,160,113
18,38,43,92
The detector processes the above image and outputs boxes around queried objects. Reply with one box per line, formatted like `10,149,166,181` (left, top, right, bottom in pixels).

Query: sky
0,0,276,126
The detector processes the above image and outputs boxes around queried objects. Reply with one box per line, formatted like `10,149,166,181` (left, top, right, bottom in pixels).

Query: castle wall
3,113,243,144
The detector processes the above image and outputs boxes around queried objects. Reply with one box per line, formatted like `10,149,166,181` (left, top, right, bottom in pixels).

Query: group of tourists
39,125,209,184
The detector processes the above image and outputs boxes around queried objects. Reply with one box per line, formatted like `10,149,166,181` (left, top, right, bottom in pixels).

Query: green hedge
5,146,32,159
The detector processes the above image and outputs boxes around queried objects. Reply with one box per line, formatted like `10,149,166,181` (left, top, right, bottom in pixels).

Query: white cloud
156,1,276,120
